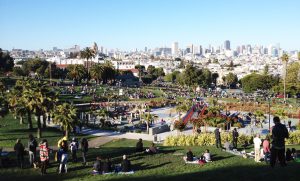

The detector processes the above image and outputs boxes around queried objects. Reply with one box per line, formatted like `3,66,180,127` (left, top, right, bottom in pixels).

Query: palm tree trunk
65,128,69,140
42,114,47,128
37,115,42,138
27,110,33,129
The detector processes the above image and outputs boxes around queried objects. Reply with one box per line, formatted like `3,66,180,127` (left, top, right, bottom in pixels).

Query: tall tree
67,64,87,84
224,72,238,88
90,63,104,83
281,53,289,102
52,103,77,139
0,49,14,73
80,47,96,74
212,73,219,86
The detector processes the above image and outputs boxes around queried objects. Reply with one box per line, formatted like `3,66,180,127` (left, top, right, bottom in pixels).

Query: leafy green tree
212,73,219,86
241,73,279,93
224,72,238,88
263,64,269,75
0,49,14,73
52,103,77,139
281,53,289,102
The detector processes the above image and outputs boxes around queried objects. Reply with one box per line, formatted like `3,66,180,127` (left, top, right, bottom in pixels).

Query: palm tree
80,47,96,74
142,111,154,134
52,103,77,139
67,64,87,84
90,63,104,84
102,61,116,84
94,108,108,127
281,53,289,103
9,79,34,129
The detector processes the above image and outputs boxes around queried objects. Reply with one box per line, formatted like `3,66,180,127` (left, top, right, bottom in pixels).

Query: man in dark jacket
186,148,194,161
81,138,89,166
28,134,37,167
14,139,25,168
232,128,239,149
214,128,222,148
136,138,143,152
121,155,131,172
270,116,289,167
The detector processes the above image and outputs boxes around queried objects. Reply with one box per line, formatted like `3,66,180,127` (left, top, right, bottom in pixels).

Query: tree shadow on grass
106,162,300,181
211,154,235,161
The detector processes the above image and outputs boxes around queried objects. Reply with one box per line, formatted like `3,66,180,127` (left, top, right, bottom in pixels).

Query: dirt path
88,136,115,148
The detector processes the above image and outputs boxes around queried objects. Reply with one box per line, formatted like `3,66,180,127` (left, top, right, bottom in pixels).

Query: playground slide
182,105,196,124
182,104,208,125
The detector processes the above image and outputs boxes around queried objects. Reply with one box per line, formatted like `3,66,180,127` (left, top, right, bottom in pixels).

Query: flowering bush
174,120,186,132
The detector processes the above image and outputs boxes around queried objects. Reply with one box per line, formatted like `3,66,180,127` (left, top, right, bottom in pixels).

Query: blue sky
0,0,299,51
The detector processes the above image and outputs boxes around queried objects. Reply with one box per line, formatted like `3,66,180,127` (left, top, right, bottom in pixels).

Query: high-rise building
172,42,179,55
145,46,148,52
199,45,203,55
224,40,230,50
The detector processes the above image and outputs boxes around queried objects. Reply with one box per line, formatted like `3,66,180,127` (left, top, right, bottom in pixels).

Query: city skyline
0,0,300,51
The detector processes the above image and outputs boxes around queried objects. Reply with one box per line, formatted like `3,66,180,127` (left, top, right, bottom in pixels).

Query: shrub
164,132,252,146
174,120,186,131
286,131,300,145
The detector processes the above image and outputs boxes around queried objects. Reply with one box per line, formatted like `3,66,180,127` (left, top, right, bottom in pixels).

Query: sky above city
0,0,299,51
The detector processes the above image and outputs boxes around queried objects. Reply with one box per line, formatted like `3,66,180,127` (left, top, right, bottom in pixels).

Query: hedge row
163,131,300,146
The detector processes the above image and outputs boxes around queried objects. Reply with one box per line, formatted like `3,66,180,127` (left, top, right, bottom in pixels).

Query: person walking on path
81,138,89,166
39,139,50,175
28,134,37,167
270,116,289,167
253,134,262,162
232,128,239,149
214,128,222,148
14,139,25,168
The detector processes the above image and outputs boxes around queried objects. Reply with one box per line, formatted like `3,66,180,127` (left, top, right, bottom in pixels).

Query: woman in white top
203,149,211,162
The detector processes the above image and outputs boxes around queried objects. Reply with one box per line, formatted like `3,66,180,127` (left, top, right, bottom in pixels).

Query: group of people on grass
12,135,89,175
9,115,298,176
215,116,299,167
184,149,212,165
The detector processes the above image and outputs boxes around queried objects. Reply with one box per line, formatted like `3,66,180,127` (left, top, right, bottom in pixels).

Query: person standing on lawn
232,128,239,149
214,128,222,148
39,139,50,175
28,134,37,167
270,116,289,167
253,134,262,162
81,138,89,166
14,139,25,169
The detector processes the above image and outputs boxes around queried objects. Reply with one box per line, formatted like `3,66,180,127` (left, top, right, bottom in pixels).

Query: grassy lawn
0,114,96,148
0,138,299,181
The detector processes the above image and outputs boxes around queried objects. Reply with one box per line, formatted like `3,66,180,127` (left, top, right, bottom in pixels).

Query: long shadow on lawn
107,162,300,181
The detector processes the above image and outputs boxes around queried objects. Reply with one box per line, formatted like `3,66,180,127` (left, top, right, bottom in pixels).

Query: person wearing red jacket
40,139,50,175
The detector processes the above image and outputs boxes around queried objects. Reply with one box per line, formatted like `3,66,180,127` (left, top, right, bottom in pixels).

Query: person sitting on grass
121,155,131,172
203,149,211,162
136,138,143,152
286,148,293,161
186,148,194,162
93,156,103,174
102,157,112,174
146,143,158,154
291,148,297,159
198,156,206,166
224,139,233,151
